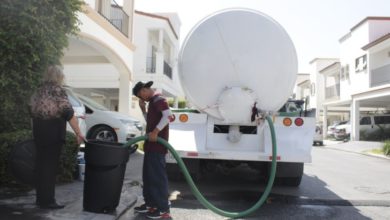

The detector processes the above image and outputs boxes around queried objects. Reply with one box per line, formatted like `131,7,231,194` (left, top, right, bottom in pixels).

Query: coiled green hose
125,115,277,218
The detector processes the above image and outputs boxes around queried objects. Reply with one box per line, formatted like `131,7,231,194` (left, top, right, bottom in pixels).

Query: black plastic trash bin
83,140,131,213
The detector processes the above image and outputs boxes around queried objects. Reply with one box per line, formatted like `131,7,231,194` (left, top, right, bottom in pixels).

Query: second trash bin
83,140,130,213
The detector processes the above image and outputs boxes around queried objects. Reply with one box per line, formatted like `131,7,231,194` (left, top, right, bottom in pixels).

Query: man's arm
148,97,172,141
149,109,172,141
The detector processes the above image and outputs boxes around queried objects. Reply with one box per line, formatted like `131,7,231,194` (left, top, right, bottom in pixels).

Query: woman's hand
76,133,85,145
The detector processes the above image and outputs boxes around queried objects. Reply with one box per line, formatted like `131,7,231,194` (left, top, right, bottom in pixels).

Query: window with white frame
355,54,367,73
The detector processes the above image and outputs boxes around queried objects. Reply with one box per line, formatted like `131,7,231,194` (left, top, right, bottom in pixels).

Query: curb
114,197,137,220
324,146,390,160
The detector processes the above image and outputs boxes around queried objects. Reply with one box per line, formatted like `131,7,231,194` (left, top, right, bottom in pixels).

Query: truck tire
166,163,183,181
89,126,117,142
166,159,201,182
280,176,302,187
265,162,303,187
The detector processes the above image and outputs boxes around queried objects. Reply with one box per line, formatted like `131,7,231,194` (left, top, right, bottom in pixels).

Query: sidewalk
322,140,389,160
0,152,144,220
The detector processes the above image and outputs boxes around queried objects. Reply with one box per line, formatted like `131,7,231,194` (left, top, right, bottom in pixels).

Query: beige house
62,0,136,115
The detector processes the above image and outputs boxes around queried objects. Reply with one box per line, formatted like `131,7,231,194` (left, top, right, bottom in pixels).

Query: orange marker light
295,118,304,126
179,114,189,122
283,117,292,126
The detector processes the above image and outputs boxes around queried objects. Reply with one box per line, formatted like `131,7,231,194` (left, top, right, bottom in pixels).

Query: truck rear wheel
265,162,303,187
166,163,183,181
166,159,201,182
280,176,302,187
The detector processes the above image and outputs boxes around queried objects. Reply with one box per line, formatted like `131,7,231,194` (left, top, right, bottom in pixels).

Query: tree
0,0,82,132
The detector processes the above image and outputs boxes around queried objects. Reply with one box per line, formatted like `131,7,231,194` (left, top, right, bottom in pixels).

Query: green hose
125,115,277,218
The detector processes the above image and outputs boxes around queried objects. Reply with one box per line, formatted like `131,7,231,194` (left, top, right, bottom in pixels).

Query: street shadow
168,164,372,219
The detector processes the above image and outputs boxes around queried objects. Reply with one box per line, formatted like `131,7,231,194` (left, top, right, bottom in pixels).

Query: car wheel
89,126,118,142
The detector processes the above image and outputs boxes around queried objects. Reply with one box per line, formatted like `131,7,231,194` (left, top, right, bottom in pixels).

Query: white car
334,121,351,140
327,121,348,137
77,95,143,143
334,114,390,141
64,87,87,137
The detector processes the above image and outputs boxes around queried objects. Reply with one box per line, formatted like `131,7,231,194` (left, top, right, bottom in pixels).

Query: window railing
146,57,156,73
164,61,172,79
98,0,129,37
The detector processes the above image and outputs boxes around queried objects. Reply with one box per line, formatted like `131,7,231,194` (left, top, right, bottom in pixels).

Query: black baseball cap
132,81,153,97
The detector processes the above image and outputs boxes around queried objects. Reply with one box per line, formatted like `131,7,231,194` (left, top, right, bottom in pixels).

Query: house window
146,46,157,73
345,64,350,80
355,54,367,73
310,83,315,96
340,67,345,80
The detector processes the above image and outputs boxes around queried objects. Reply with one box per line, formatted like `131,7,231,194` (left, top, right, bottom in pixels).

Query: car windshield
65,89,82,107
77,95,109,111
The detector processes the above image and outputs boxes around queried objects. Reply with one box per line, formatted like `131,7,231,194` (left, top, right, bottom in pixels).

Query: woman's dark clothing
30,83,74,205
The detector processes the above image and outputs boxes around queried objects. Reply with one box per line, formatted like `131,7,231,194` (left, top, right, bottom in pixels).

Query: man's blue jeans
143,151,169,212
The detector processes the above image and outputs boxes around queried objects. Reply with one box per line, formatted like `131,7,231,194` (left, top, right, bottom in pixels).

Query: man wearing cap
132,81,173,219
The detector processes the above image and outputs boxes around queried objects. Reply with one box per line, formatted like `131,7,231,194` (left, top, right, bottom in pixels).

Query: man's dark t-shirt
144,94,169,154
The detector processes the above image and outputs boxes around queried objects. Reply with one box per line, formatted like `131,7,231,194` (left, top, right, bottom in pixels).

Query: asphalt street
120,144,390,220
1,142,389,220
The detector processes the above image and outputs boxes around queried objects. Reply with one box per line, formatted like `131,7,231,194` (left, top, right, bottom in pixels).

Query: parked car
64,87,87,137
76,94,143,143
313,125,323,146
334,121,350,140
327,121,348,137
334,114,390,141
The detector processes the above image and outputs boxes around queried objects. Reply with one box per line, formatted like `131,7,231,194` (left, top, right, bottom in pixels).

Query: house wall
308,59,338,122
340,23,370,100
63,5,135,115
132,12,183,98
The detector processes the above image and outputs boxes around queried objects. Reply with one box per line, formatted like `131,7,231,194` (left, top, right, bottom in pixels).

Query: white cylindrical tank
179,8,297,124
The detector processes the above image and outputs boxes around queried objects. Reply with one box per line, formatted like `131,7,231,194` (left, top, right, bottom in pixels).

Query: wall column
119,71,131,115
351,99,360,141
155,29,164,75
322,106,328,139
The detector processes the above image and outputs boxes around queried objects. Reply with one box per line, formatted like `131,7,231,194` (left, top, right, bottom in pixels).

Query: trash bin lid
85,141,130,166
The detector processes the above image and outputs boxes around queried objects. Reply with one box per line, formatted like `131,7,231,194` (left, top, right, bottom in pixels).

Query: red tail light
294,118,304,126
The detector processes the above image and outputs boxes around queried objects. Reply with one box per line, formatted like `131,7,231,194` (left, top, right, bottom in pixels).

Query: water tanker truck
167,8,315,186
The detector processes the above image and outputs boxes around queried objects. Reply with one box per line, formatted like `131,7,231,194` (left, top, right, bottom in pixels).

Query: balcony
325,84,340,99
146,57,156,73
164,61,172,79
98,0,129,37
371,64,390,87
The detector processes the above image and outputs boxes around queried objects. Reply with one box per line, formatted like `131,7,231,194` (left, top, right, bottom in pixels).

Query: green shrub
0,0,82,133
0,130,79,187
167,98,175,108
0,130,33,186
383,140,390,156
178,100,187,109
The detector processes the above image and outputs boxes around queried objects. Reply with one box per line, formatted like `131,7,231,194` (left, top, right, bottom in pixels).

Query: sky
129,0,390,73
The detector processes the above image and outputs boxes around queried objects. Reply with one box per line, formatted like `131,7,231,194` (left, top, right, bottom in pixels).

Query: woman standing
30,65,84,209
